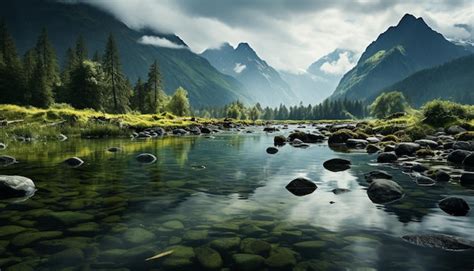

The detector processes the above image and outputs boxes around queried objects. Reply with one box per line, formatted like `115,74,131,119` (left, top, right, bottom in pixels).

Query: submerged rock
367,179,404,204
241,238,271,257
364,170,392,183
232,253,265,271
323,158,351,172
402,234,474,251
64,157,84,168
107,147,121,153
438,197,470,216
194,246,223,270
265,247,297,269
416,175,436,186
136,153,157,164
285,177,317,196
210,237,241,252
266,147,278,154
0,175,36,199
0,155,17,166
123,227,156,245
377,152,397,163
332,188,351,195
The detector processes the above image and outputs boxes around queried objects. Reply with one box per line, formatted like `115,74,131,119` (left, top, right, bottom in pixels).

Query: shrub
404,124,435,140
370,91,411,118
422,100,470,127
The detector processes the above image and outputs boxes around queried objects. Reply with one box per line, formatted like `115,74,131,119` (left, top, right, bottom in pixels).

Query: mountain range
329,14,471,103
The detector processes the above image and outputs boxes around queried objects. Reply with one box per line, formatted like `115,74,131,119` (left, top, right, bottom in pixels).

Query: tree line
196,99,367,120
0,20,190,116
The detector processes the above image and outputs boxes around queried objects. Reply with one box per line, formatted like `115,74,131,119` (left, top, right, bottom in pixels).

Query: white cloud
233,63,246,73
138,35,187,49
320,51,356,75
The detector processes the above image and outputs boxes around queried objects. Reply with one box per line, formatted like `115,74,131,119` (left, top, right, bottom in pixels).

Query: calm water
0,127,473,270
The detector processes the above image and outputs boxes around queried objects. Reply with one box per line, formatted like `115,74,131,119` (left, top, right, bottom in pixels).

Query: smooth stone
194,246,223,269
364,170,392,183
0,175,36,199
453,141,474,151
377,152,397,163
415,139,438,148
68,222,100,235
274,135,287,146
210,237,241,252
394,142,420,156
411,163,429,172
107,147,121,152
183,230,208,241
37,237,92,252
346,139,368,149
447,125,466,135
366,144,381,154
241,238,271,257
0,225,28,237
39,211,93,226
332,188,351,195
162,245,195,269
463,153,474,167
266,147,278,154
162,220,184,230
293,240,326,252
323,158,351,172
0,155,16,166
265,247,297,269
366,137,380,144
123,228,156,245
285,177,317,196
439,197,470,216
460,173,474,187
11,231,63,247
416,176,436,186
48,248,85,266
367,179,404,204
136,153,157,164
434,170,451,182
232,254,265,271
447,150,471,164
402,234,474,251
63,157,84,167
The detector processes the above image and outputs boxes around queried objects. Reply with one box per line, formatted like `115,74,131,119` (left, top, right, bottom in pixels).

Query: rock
366,137,380,144
285,177,317,196
161,245,195,270
201,127,212,134
416,149,435,157
323,158,351,172
266,147,278,154
241,238,271,257
0,142,6,150
0,155,16,166
274,135,286,146
123,228,155,245
364,170,392,183
183,230,208,241
0,175,36,199
210,237,241,252
48,248,85,266
460,173,474,187
328,129,356,145
332,188,350,194
136,153,157,164
384,145,395,152
12,231,63,248
434,170,451,182
447,125,466,135
0,225,28,238
263,127,279,132
377,152,397,163
416,175,435,186
265,247,297,269
402,234,474,251
463,153,474,167
162,220,184,230
293,241,326,253
415,139,438,148
410,163,429,172
64,157,84,168
188,127,201,135
346,139,368,149
453,141,474,151
367,179,404,204
57,134,68,141
194,246,223,269
173,128,187,135
39,211,93,226
107,147,121,153
447,150,471,164
288,132,324,143
366,144,381,154
438,197,470,216
394,142,420,156
232,254,265,271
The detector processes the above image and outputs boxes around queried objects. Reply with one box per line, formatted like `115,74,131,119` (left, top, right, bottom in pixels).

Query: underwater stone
68,222,100,235
265,247,297,269
232,254,265,271
162,220,185,230
241,238,271,257
183,230,208,241
285,177,317,196
162,245,195,269
194,246,223,269
11,231,63,247
293,240,326,252
0,225,28,237
48,248,85,266
123,227,156,245
39,211,93,226
210,237,241,252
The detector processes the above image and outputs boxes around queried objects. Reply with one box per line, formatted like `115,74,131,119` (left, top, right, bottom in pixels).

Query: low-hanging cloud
67,0,473,72
233,63,247,74
138,35,188,49
320,52,356,75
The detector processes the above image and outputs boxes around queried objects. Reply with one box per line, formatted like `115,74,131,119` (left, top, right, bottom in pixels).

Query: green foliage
80,123,128,138
67,60,106,111
167,87,191,117
370,91,410,118
422,99,472,127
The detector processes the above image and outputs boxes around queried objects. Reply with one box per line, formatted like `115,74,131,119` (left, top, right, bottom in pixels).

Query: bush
370,91,411,118
422,100,470,127
404,124,435,140
80,124,128,138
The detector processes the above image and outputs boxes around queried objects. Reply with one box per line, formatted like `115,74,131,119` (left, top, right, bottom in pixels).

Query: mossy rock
38,211,94,226
68,222,100,235
328,129,357,144
265,247,297,269
37,237,92,252
294,260,333,271
11,231,63,248
0,225,28,238
48,248,85,266
99,249,127,262
241,238,271,257
293,240,326,253
210,237,241,252
162,220,185,230
183,230,208,241
212,222,240,231
161,245,196,270
123,227,156,245
194,246,223,270
232,253,265,271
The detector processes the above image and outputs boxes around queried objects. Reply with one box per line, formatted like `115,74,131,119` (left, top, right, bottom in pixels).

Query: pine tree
145,59,167,113
34,28,60,89
30,61,53,108
75,34,88,63
68,60,106,110
131,77,146,112
102,34,130,113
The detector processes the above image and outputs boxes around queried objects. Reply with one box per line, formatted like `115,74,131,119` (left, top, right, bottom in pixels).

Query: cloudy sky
74,0,473,73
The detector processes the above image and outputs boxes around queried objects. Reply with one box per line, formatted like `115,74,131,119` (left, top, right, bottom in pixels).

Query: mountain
201,42,297,107
376,54,474,107
281,49,357,104
0,0,253,107
329,13,471,102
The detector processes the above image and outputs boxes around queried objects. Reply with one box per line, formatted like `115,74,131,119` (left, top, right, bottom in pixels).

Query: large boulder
328,129,357,145
288,132,324,143
0,175,36,199
323,158,351,172
274,135,287,146
377,152,397,163
367,179,404,204
394,142,420,156
364,170,392,183
447,150,471,164
402,234,474,251
438,197,470,216
285,177,317,196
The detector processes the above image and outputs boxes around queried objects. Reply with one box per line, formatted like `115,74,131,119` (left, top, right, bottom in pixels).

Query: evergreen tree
75,34,88,63
30,61,53,108
102,33,130,113
131,77,146,112
68,60,106,110
34,28,60,89
145,60,167,113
